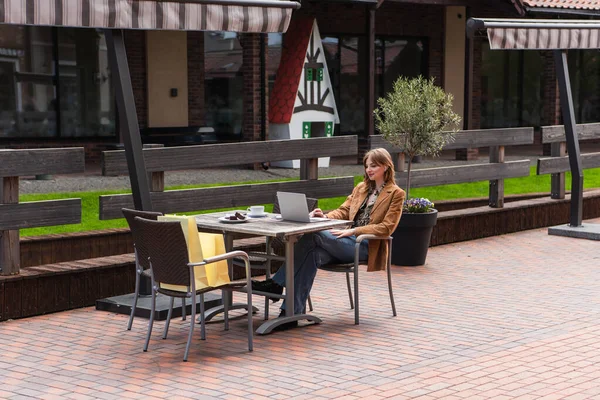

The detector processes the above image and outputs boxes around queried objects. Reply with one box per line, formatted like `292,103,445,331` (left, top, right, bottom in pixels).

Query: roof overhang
0,0,301,32
467,18,600,50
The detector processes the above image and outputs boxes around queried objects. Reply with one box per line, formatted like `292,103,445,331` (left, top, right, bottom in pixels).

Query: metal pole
553,49,583,227
105,29,152,211
365,6,375,139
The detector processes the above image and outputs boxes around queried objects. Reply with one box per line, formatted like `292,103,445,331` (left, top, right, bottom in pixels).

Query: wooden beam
100,177,355,220
369,127,534,153
445,128,534,149
537,152,600,175
395,160,530,188
0,148,84,177
102,136,358,176
0,199,81,230
541,123,600,143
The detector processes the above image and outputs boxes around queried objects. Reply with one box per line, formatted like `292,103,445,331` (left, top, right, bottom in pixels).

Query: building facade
0,0,599,162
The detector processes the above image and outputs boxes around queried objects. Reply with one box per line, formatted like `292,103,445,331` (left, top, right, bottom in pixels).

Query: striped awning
467,18,600,50
0,0,299,32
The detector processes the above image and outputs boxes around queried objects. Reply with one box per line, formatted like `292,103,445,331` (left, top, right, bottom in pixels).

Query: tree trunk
405,153,413,199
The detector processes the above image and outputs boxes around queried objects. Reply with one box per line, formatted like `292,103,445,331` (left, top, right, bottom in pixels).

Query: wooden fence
99,136,358,219
0,148,84,275
369,127,535,208
536,123,600,199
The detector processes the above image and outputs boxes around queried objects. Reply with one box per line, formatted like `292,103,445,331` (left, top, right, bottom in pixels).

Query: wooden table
196,211,351,334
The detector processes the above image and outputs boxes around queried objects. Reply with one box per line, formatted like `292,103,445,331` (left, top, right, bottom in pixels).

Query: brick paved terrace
2,219,600,399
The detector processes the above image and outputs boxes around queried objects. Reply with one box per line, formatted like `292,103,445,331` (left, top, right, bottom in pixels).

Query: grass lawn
19,166,600,237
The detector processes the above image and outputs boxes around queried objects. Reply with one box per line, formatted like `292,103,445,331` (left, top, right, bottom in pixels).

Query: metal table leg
255,235,321,335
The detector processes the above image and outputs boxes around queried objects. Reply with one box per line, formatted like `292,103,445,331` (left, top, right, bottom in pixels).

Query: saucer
247,213,267,218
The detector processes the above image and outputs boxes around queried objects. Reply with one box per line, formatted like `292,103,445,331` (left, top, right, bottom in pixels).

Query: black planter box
392,210,438,266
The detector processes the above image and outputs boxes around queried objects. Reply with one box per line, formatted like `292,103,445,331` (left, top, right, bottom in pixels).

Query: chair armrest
188,250,249,266
356,234,392,244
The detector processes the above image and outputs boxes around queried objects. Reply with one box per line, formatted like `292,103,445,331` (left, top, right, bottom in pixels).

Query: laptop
276,192,329,223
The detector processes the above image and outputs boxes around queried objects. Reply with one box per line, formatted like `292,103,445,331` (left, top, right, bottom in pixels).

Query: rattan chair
134,216,253,361
122,208,186,331
317,234,397,325
234,197,317,319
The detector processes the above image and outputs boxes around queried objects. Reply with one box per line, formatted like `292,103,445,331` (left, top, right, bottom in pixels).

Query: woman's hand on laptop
310,208,325,218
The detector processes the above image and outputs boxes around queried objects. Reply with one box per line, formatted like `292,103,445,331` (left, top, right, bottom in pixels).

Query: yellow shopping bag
157,215,210,291
197,232,231,287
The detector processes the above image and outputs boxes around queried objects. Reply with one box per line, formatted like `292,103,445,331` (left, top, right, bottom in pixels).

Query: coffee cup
247,205,265,216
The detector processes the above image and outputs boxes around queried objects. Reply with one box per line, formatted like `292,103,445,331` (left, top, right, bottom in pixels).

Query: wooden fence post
143,144,165,192
0,176,20,275
489,145,505,208
300,158,318,180
551,141,566,199
396,153,405,173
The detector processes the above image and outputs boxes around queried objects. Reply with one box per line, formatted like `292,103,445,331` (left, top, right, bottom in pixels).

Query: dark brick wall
124,30,147,130
240,33,264,143
187,32,206,126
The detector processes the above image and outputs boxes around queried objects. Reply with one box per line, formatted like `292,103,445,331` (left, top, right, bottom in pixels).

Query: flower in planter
403,197,435,213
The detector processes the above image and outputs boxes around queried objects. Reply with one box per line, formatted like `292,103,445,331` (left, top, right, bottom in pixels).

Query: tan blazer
326,182,406,272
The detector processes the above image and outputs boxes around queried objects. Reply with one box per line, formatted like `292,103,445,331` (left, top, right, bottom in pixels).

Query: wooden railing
370,127,535,208
536,123,600,199
99,136,358,220
0,148,84,275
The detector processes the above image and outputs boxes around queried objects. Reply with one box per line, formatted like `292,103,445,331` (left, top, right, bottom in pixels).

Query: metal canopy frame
466,17,599,227
99,0,300,210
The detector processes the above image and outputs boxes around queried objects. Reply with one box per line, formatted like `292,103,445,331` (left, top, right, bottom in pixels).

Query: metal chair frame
122,208,187,331
135,217,253,361
318,234,397,325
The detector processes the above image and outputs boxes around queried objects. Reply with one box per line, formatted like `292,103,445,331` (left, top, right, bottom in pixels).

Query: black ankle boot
251,279,283,303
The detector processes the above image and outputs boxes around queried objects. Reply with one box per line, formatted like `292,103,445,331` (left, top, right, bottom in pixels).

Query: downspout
260,33,267,142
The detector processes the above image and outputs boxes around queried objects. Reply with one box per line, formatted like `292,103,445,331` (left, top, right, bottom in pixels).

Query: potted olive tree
374,76,461,266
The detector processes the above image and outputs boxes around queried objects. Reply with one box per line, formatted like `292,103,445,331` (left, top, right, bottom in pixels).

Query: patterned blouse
353,183,385,228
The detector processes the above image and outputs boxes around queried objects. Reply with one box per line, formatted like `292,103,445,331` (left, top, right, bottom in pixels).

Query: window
322,36,366,135
321,35,428,136
204,32,243,137
375,37,428,101
568,50,600,123
480,42,542,129
57,28,115,137
0,25,115,138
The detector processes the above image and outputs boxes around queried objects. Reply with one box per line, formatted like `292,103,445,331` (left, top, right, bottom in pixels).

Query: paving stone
3,219,600,398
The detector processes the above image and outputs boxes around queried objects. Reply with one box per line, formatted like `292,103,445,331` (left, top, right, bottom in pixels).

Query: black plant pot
391,209,438,266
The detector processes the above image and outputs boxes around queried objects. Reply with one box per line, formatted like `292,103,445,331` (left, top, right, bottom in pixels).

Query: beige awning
467,18,600,50
0,0,298,32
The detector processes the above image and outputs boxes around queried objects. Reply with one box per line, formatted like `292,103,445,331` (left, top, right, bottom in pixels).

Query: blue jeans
272,230,369,314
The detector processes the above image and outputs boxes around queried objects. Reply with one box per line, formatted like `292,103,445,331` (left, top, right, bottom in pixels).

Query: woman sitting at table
252,148,406,327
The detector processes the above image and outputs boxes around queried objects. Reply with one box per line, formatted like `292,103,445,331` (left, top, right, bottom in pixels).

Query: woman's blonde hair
362,148,396,191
